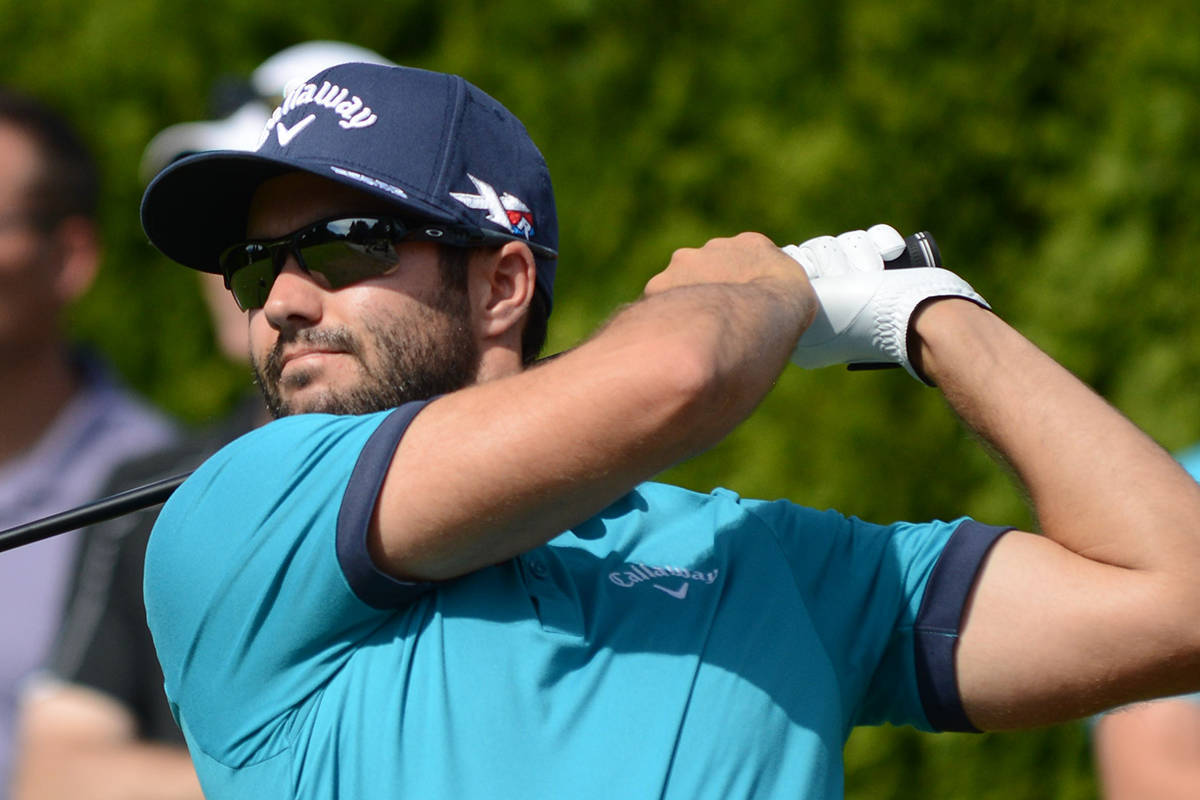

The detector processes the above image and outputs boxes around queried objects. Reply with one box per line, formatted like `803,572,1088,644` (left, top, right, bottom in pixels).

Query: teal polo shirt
1178,444,1200,480
144,403,1007,799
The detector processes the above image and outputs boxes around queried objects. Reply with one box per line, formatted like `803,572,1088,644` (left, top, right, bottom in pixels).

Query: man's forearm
914,299,1200,567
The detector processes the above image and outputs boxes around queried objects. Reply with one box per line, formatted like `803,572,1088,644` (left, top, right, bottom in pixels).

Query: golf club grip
884,230,940,269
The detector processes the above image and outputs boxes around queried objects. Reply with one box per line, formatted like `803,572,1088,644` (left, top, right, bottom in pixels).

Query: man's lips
280,348,347,369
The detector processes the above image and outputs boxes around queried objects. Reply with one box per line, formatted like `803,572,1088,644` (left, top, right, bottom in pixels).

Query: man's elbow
645,334,760,450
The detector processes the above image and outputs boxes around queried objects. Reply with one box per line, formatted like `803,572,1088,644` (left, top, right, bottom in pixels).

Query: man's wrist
909,297,994,385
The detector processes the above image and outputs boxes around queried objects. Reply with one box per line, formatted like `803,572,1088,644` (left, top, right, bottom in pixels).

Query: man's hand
645,232,817,324
782,224,907,279
783,225,989,384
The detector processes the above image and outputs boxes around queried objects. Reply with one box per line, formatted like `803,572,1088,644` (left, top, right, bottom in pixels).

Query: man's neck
473,346,525,385
0,344,81,465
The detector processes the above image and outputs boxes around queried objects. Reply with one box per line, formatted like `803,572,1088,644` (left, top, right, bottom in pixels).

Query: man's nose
262,257,324,330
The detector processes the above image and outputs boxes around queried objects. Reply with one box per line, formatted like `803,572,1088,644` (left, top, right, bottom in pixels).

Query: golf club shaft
0,472,190,553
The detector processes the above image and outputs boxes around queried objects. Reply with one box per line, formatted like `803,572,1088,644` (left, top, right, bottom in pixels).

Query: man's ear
48,216,101,304
473,241,536,341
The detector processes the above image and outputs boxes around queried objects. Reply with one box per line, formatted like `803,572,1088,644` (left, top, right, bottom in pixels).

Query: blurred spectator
1091,445,1200,800
1094,694,1200,799
9,42,392,800
0,89,177,796
10,275,260,800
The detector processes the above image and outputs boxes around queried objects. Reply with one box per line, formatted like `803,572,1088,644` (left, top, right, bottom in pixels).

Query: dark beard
252,285,479,418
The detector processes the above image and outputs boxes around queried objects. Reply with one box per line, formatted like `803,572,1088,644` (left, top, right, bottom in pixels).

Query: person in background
0,88,177,798
1090,444,1200,800
8,42,392,800
10,275,257,800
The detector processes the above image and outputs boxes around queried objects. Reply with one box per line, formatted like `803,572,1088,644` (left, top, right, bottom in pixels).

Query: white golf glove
783,224,990,385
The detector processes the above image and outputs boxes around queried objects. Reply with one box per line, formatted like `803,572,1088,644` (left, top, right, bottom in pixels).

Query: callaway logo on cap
140,62,559,313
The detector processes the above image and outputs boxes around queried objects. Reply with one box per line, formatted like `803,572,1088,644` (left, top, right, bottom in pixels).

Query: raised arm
911,299,1200,730
371,233,818,581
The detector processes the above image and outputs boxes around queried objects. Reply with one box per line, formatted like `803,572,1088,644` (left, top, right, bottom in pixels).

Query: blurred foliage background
6,0,1200,796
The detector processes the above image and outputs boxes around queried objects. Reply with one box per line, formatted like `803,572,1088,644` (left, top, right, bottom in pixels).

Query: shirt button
528,559,548,579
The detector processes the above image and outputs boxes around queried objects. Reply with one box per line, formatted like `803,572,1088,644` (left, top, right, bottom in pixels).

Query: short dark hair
437,245,549,365
0,87,99,226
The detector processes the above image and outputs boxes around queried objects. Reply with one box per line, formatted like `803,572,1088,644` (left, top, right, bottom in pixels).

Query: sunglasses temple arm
0,471,192,553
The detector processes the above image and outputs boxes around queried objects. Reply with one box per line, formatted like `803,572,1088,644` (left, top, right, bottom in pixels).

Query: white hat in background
139,41,394,182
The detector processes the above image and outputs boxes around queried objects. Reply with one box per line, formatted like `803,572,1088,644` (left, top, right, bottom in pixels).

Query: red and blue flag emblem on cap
507,208,534,238
451,174,536,239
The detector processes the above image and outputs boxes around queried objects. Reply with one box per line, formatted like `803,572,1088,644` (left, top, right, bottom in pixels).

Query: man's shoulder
577,482,849,545
160,409,400,517
225,409,395,456
609,483,973,562
631,482,852,527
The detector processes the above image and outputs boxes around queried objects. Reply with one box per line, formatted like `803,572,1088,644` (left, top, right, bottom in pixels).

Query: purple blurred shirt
0,360,175,797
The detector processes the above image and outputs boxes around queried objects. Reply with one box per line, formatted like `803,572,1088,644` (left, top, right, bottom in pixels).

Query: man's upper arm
369,338,729,583
955,529,1190,730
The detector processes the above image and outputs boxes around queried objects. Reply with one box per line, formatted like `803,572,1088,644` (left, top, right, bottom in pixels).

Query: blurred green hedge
7,0,1200,795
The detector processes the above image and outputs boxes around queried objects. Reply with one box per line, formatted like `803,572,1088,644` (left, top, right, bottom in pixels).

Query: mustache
262,327,361,386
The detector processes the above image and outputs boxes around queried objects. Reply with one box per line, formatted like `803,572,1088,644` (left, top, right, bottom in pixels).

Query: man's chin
275,385,349,417
271,363,364,416
270,377,412,418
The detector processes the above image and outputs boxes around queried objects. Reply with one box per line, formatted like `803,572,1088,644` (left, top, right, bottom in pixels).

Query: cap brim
140,149,462,274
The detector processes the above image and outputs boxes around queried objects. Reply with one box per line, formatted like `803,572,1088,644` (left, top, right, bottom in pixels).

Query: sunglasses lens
227,255,276,311
221,219,404,310
220,244,277,310
302,237,399,290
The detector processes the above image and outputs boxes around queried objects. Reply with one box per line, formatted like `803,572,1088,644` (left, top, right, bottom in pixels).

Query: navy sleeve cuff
913,520,1011,732
336,402,434,609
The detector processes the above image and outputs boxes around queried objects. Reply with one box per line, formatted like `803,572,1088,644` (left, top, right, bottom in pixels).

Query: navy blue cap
140,62,558,311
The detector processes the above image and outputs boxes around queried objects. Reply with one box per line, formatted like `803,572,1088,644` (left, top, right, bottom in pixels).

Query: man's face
244,172,480,418
0,123,62,358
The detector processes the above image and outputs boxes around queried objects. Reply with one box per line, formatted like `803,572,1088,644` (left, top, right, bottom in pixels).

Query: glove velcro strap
791,268,989,385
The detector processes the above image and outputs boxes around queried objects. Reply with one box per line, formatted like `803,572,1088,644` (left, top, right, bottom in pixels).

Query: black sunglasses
219,215,557,311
